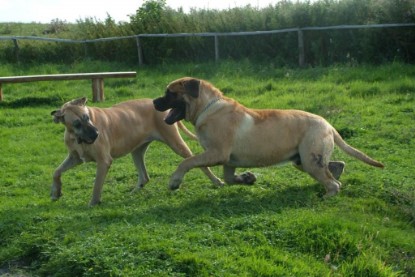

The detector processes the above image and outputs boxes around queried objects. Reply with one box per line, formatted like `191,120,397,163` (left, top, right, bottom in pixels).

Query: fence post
12,38,19,63
83,41,88,59
214,35,219,62
297,28,305,67
136,36,144,66
92,78,104,102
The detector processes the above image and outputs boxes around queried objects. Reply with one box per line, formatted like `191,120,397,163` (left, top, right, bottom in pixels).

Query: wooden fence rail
1,23,414,66
0,72,137,102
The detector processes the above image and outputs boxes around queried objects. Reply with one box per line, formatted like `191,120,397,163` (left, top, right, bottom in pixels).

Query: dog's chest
66,133,95,162
234,114,254,141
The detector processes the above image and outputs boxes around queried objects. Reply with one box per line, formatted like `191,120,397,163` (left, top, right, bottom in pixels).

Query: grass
0,61,414,276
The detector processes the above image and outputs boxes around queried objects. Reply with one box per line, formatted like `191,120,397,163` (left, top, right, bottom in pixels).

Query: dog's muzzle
153,97,186,125
153,97,170,112
73,121,99,144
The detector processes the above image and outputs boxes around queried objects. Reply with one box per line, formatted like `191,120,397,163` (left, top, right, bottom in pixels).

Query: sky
0,0,278,23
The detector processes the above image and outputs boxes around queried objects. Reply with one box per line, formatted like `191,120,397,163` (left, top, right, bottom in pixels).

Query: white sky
0,0,278,23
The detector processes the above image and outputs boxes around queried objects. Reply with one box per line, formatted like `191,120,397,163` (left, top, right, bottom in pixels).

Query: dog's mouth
76,133,98,144
165,104,186,125
154,96,186,125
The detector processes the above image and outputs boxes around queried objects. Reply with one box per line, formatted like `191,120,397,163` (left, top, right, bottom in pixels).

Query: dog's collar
195,97,221,125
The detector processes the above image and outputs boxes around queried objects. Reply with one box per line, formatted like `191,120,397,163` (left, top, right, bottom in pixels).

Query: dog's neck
195,97,221,126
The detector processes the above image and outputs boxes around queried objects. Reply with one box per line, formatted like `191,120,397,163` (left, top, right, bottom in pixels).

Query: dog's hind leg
293,157,344,181
223,165,256,185
299,135,341,198
51,154,83,201
299,154,342,197
131,142,151,192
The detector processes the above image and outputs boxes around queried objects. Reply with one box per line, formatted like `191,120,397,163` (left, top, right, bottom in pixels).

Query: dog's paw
50,194,61,201
213,179,225,187
323,181,341,199
130,183,145,194
88,199,102,207
169,178,182,190
236,172,256,185
50,187,62,201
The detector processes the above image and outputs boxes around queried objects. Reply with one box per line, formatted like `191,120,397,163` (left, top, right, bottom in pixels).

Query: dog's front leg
51,154,83,201
169,150,228,190
199,167,225,187
89,159,112,206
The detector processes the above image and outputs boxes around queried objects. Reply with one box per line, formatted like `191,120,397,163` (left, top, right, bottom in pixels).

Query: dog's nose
153,97,168,111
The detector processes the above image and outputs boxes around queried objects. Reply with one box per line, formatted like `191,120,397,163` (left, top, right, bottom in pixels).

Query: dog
51,97,222,206
153,77,384,197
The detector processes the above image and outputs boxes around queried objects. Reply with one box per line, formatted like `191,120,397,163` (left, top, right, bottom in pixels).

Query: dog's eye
72,119,82,128
166,91,177,99
82,115,90,121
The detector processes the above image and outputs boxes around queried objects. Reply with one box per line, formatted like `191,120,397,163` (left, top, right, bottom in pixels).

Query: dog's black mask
153,90,186,125
72,115,99,144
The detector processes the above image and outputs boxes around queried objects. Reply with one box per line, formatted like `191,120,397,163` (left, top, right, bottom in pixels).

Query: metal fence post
214,35,219,62
83,41,88,59
12,38,19,63
297,28,305,67
136,36,144,66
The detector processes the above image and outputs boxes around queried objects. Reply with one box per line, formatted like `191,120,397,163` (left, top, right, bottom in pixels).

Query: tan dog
153,77,384,197
51,97,222,206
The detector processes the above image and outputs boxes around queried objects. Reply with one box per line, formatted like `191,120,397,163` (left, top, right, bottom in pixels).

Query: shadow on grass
121,183,324,224
0,183,323,241
0,96,63,108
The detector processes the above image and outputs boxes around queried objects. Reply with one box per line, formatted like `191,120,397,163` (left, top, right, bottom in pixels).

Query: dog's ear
70,97,88,106
51,110,64,123
183,79,200,98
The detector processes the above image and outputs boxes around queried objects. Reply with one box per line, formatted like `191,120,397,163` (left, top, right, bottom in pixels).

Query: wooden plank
0,72,136,83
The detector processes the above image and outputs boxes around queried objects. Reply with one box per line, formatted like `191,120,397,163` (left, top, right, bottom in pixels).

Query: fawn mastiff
153,77,384,197
51,97,222,206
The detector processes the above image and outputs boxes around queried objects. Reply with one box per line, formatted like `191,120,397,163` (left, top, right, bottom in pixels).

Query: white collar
195,97,221,126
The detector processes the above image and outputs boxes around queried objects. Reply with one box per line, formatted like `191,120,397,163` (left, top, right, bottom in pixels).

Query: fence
1,23,415,66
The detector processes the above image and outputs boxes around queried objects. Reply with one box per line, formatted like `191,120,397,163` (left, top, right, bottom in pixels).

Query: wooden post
214,35,219,62
297,28,305,67
0,83,3,101
92,78,104,102
136,36,144,66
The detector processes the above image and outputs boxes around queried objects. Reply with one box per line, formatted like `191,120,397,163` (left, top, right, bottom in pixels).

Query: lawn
0,61,414,276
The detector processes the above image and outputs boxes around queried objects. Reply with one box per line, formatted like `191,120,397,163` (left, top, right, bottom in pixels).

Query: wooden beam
0,72,136,83
0,71,136,102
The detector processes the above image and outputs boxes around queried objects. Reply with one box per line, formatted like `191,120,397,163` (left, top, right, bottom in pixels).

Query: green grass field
0,61,414,276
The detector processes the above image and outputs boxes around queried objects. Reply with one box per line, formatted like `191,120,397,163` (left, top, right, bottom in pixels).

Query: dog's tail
177,121,198,141
332,128,384,168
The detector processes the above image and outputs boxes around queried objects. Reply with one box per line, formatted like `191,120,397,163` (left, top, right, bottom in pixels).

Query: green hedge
0,0,414,65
